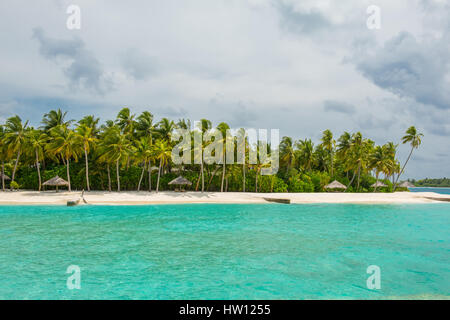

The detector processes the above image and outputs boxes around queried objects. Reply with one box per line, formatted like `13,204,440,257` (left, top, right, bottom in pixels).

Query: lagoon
0,204,449,299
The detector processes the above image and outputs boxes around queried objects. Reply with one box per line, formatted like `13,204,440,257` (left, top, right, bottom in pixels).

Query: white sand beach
0,190,448,205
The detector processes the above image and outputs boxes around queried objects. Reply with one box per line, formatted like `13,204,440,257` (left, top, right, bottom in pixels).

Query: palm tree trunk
393,147,414,191
1,161,5,191
116,159,120,192
255,170,258,193
356,164,361,192
221,155,225,192
243,162,246,192
207,166,220,191
148,160,152,192
201,160,204,192
156,161,162,193
107,163,112,192
374,172,379,193
137,163,145,191
346,164,360,192
35,149,41,191
84,145,90,191
66,158,71,192
10,149,21,189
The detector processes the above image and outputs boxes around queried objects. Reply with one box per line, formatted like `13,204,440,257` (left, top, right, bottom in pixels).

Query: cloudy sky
0,0,449,178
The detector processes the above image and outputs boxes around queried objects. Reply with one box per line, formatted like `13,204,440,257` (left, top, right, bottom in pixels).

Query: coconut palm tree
25,129,47,191
46,125,81,192
280,136,295,174
99,126,133,192
76,123,98,191
369,145,389,192
217,122,230,192
0,126,8,191
41,109,73,132
154,139,172,193
4,115,29,188
116,107,136,135
134,137,153,191
320,129,335,177
393,126,423,191
296,139,314,172
196,119,212,192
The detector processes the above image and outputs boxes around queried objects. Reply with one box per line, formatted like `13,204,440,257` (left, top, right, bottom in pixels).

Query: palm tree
0,126,8,191
369,145,389,192
154,139,172,193
196,119,212,192
217,122,230,192
134,137,153,191
99,126,133,192
47,125,81,192
393,126,423,191
280,136,295,174
156,118,175,142
76,123,98,191
41,109,73,132
296,139,314,172
25,129,47,191
321,129,335,177
337,131,352,178
116,107,136,135
4,115,29,188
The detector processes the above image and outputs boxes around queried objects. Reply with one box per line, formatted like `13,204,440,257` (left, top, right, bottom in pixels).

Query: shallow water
410,187,450,195
0,204,449,299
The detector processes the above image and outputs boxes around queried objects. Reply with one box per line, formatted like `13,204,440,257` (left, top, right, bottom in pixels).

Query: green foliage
10,181,19,190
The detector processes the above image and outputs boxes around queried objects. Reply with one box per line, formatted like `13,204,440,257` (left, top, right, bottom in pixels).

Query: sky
0,0,449,179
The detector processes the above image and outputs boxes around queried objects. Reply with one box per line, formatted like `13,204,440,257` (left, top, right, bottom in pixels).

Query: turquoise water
410,187,450,195
0,204,449,300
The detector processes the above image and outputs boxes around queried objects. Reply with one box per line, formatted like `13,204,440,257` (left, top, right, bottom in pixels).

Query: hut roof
371,181,387,187
399,181,415,188
0,173,11,180
43,176,69,186
168,176,192,186
324,180,347,189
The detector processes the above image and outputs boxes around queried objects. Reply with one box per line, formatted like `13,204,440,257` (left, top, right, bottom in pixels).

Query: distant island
410,178,450,188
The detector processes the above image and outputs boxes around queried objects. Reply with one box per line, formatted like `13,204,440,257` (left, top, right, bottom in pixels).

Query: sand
0,190,448,205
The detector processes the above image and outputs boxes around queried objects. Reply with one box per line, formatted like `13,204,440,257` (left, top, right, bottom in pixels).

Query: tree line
0,108,423,193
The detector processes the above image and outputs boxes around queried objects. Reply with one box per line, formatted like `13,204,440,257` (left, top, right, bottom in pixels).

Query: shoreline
0,191,448,205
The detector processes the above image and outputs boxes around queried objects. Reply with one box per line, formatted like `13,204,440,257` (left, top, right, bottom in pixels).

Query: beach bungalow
43,176,69,192
324,180,347,192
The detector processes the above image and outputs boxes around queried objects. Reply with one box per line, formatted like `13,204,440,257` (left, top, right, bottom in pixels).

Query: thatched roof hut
399,181,415,188
168,176,192,186
43,176,69,192
371,181,387,188
324,180,347,190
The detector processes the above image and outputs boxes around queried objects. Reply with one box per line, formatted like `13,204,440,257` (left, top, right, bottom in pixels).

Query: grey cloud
121,49,157,80
354,32,450,110
323,100,356,114
32,27,111,94
275,2,331,34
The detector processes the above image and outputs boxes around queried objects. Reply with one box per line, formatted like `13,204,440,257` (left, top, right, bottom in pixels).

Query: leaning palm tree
25,129,47,191
134,137,153,191
393,126,423,191
115,107,136,135
75,123,98,191
4,115,29,188
46,125,81,192
154,139,172,193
